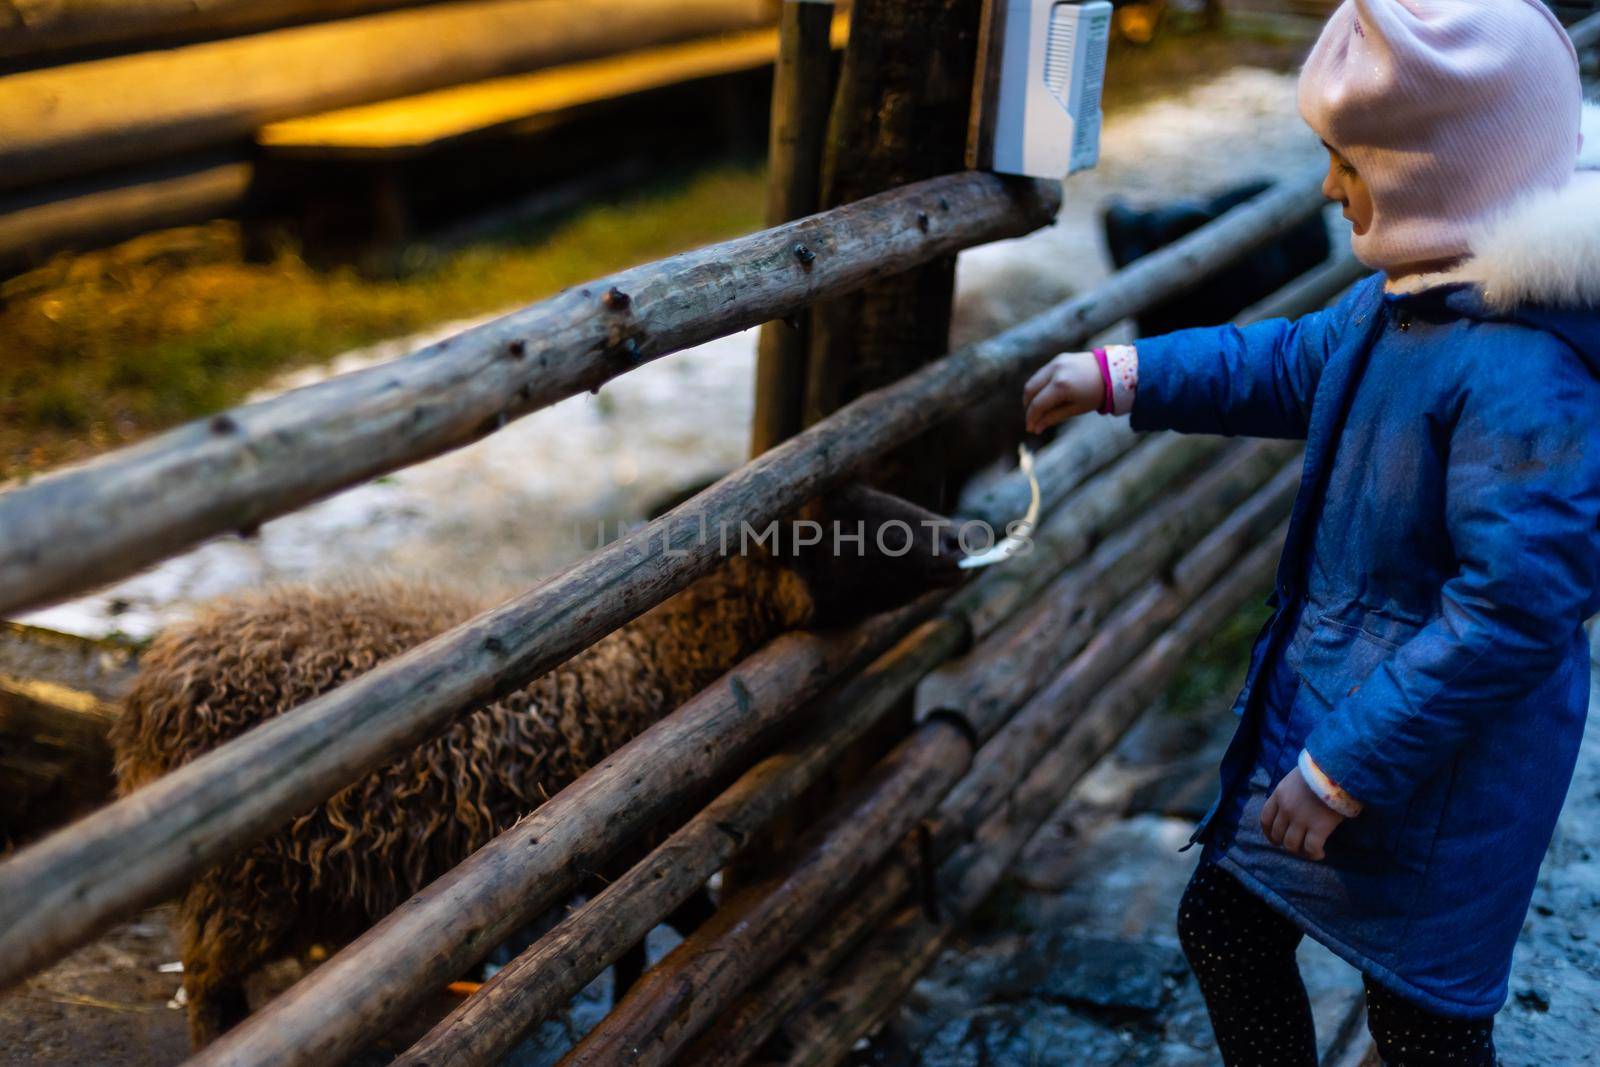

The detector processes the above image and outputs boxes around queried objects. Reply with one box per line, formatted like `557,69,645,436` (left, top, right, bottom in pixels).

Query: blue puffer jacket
1130,167,1600,1018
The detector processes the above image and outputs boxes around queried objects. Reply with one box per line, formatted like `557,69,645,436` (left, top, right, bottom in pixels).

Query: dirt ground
0,909,189,1066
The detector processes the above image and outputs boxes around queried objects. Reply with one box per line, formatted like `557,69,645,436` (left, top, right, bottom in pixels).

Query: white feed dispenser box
988,0,1111,179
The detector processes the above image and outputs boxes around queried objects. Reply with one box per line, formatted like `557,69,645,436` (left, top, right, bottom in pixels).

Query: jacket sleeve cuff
1105,344,1138,417
1298,749,1364,817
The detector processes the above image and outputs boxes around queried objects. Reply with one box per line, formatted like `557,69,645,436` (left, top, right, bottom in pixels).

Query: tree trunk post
803,0,987,507
750,0,839,457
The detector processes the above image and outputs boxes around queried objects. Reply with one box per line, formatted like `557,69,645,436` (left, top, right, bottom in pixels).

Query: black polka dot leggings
1177,862,1496,1066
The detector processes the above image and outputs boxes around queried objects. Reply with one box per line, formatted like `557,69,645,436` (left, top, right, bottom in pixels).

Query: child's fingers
1260,794,1279,838
1303,826,1329,862
1025,376,1072,419
1023,360,1060,406
1025,384,1075,434
1273,808,1294,848
1283,822,1307,857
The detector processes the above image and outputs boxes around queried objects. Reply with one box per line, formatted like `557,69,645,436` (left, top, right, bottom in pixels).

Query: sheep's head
784,484,966,626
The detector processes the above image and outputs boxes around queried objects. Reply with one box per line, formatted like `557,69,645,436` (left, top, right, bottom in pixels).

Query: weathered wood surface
257,18,847,157
0,169,1325,997
953,433,1227,640
925,470,1298,853
803,0,984,504
0,170,1060,618
393,615,966,1067
0,0,438,63
190,606,923,1067
955,415,1137,525
775,531,1286,1067
0,152,251,272
562,720,974,1067
679,851,915,1067
557,460,1291,1067
0,0,774,190
750,0,838,456
1571,10,1600,49
681,526,1283,1067
203,422,1206,1067
921,442,1298,740
395,443,1272,1067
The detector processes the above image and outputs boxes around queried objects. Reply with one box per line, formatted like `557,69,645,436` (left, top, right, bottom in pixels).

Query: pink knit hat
1299,0,1583,274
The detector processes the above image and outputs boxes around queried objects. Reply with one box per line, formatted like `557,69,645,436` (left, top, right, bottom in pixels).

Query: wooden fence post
750,0,838,456
804,0,988,506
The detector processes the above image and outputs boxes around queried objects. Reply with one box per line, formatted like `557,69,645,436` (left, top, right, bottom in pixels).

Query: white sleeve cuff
1298,749,1363,817
1105,344,1138,417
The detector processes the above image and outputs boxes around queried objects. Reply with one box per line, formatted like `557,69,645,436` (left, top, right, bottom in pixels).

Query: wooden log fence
1572,10,1600,50
923,464,1300,853
678,528,1284,1067
393,615,967,1067
390,437,1285,1066
193,425,1222,1067
0,170,1059,619
923,440,1296,742
769,530,1288,1066
0,169,1331,1057
597,510,1292,1067
428,447,1295,1067
956,415,1138,527
568,717,976,1067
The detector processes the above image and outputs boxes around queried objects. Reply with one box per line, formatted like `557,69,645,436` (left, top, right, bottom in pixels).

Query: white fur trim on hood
1387,103,1600,310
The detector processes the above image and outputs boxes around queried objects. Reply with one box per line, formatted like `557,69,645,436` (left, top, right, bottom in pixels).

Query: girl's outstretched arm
1130,276,1369,439
1024,275,1379,439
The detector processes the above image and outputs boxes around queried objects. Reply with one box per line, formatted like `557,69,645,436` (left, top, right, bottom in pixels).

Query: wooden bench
258,16,850,159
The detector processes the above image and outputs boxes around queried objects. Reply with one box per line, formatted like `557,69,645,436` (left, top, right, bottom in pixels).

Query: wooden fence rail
0,168,1326,1001
595,503,1293,1067
419,441,1292,1067
0,170,1057,619
226,221,1352,1067
1571,10,1600,50
191,430,1224,1067
775,530,1288,1067
0,169,1328,1031
679,528,1286,1067
390,438,1273,1062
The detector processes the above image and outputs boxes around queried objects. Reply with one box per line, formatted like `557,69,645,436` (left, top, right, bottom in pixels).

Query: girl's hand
1024,352,1102,434
1261,770,1346,861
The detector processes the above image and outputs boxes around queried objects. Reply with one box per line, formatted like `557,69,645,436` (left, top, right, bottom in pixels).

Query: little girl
1023,1,1599,1063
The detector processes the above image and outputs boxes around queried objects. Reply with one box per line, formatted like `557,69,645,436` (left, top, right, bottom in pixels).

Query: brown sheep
111,486,965,1048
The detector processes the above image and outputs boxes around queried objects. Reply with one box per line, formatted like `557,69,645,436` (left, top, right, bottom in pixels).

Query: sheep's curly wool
112,557,813,1044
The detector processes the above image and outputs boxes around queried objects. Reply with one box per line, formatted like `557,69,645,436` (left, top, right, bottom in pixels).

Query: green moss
1160,598,1272,718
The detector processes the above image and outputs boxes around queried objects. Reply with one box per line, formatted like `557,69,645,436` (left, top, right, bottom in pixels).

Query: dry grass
0,161,766,482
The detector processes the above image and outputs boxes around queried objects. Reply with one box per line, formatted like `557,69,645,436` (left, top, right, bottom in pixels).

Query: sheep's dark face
787,484,966,626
